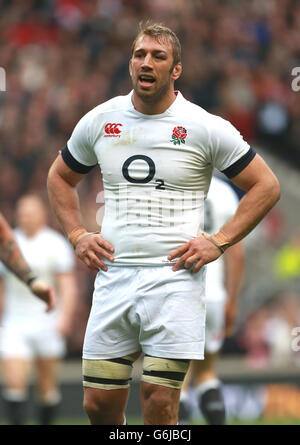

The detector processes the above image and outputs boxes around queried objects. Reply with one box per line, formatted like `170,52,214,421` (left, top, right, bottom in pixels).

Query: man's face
129,34,182,102
16,197,46,234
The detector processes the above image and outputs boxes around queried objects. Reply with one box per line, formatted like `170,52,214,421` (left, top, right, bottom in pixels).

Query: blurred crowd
0,0,300,356
222,225,300,366
226,290,300,369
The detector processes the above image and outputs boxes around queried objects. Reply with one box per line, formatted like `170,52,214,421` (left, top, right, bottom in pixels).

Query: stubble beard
134,76,173,104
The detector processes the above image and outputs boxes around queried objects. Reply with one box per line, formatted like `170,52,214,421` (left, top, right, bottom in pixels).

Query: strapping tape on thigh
82,356,134,390
141,355,190,389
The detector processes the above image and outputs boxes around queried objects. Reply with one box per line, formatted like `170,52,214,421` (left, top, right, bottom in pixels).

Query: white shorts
83,266,206,360
204,299,226,354
0,318,66,360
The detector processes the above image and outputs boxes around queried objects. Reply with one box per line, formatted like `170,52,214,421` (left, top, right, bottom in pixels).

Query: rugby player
0,211,55,311
47,23,280,425
0,195,77,425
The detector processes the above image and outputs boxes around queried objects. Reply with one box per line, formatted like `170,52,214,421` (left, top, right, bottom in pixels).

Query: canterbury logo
104,123,123,137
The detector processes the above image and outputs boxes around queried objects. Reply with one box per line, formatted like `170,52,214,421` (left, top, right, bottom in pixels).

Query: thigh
141,381,181,425
82,351,141,390
35,357,61,394
190,351,218,379
1,323,32,360
83,386,130,425
205,299,225,354
83,267,140,360
34,322,66,359
82,352,141,425
138,267,206,360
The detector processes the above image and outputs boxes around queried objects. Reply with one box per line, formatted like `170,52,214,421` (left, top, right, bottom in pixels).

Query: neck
22,226,42,238
131,89,177,115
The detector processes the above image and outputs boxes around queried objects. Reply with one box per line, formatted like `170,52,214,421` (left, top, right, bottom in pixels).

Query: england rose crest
171,126,187,145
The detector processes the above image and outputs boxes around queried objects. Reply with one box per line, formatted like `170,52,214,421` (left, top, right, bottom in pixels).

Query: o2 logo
122,155,155,184
291,67,300,92
122,155,165,189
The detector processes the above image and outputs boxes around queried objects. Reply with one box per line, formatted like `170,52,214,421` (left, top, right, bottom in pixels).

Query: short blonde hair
131,22,181,68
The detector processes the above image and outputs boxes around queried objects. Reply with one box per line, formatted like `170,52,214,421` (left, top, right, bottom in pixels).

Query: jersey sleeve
62,112,98,173
209,118,256,178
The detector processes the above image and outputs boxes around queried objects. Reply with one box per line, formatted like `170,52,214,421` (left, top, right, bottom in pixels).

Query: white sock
2,388,27,402
39,389,61,406
180,390,189,402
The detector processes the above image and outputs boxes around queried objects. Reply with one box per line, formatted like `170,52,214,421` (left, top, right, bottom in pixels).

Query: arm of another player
168,155,280,272
47,153,115,271
223,241,245,337
55,271,78,337
0,277,4,322
0,212,56,312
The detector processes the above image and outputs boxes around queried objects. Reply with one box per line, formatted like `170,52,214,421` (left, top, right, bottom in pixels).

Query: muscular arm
47,154,86,236
0,212,56,311
221,154,280,244
47,153,114,271
0,212,33,282
169,154,280,272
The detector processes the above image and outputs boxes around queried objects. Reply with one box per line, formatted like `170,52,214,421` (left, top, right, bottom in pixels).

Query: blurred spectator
238,305,271,369
236,291,300,369
264,291,300,367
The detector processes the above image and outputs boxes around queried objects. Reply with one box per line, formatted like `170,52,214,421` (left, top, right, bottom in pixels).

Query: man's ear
129,59,133,78
171,62,182,81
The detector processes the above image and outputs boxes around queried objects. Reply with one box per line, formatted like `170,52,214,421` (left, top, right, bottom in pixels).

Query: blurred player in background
0,212,55,312
47,23,279,425
179,176,245,425
0,195,77,425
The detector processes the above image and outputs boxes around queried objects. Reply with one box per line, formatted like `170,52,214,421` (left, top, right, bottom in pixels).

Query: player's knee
83,390,101,416
39,389,61,406
142,384,178,421
83,388,125,424
82,356,134,424
83,389,110,417
141,355,190,422
143,384,172,407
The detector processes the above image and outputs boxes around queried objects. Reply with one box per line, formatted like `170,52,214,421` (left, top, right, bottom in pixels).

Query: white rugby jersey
0,227,75,322
63,91,255,266
204,176,240,301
